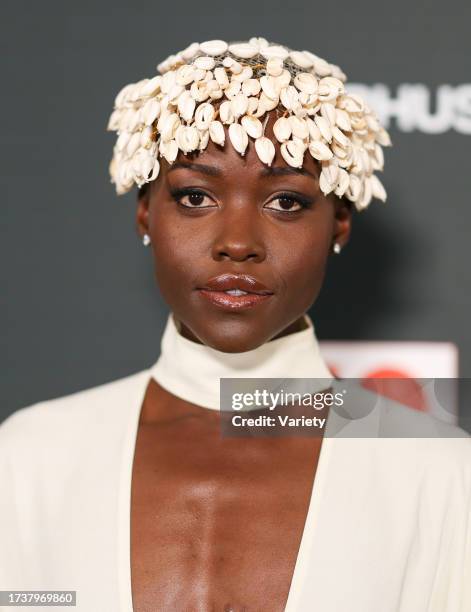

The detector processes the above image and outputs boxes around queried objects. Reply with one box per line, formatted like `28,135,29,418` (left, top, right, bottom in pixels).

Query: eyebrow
167,161,318,180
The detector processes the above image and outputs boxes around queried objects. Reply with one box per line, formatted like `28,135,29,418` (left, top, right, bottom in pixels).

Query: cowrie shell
214,67,229,88
370,173,387,201
319,171,334,195
371,143,384,171
190,81,209,102
116,131,131,152
176,65,196,86
231,66,253,83
303,51,332,77
192,68,207,82
242,79,261,97
308,140,333,161
194,102,215,130
288,115,309,139
280,140,304,168
346,173,362,202
222,56,235,68
175,124,199,152
320,102,336,126
107,109,121,131
330,63,347,82
160,139,179,163
199,40,228,56
161,70,177,94
260,45,289,60
280,86,300,112
365,114,380,132
208,88,223,100
168,83,186,103
376,127,392,146
139,76,162,98
259,92,279,111
138,152,154,179
254,137,275,166
299,91,318,106
198,129,210,151
341,94,363,113
229,60,243,74
321,162,339,185
331,142,348,159
126,131,141,158
241,115,263,139
194,56,215,70
334,168,350,197
249,36,269,50
209,120,225,145
228,42,258,59
231,93,249,118
160,113,181,141
228,122,249,155
305,117,321,140
260,75,279,101
219,100,235,124
266,57,284,77
148,158,160,181
140,126,153,148
332,126,350,148
289,51,313,69
225,80,241,99
181,42,200,61
314,115,332,142
273,117,292,142
177,92,196,122
205,79,220,92
114,83,135,107
246,96,259,115
335,109,352,132
275,69,291,89
356,175,373,210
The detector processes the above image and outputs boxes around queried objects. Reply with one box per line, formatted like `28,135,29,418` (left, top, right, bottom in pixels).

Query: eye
170,188,216,209
264,192,312,213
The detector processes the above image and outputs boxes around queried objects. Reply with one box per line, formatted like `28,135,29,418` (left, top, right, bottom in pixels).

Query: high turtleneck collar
149,312,333,410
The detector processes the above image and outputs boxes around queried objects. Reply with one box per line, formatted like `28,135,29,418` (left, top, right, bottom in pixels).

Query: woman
1,37,470,612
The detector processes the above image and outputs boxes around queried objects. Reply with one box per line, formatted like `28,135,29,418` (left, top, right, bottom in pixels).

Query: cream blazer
1,367,471,612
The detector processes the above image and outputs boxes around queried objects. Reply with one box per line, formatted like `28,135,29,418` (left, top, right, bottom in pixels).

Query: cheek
277,228,331,302
149,213,203,304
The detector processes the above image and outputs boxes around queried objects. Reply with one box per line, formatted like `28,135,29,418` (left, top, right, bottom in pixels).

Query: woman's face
137,110,352,352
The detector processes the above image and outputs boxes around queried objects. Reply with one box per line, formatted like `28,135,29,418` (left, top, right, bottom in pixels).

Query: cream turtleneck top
0,311,470,611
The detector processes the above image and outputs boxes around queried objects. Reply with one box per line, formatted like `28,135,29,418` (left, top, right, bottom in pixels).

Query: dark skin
132,110,352,611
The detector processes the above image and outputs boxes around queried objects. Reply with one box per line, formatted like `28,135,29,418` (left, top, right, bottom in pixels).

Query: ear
332,196,353,251
136,184,151,240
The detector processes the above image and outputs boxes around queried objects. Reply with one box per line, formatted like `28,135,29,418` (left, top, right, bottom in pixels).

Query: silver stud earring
142,233,151,247
333,242,342,254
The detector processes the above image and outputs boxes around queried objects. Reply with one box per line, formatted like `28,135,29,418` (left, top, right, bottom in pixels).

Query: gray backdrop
2,1,470,425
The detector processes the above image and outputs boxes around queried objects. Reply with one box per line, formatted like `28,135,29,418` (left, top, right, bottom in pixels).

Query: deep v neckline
117,368,333,612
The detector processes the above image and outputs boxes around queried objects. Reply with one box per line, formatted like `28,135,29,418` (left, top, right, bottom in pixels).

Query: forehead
160,109,322,183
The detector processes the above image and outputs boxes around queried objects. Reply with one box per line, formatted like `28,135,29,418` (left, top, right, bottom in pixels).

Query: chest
130,418,322,611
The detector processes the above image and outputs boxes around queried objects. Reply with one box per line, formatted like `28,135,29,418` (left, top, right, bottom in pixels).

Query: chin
187,314,275,353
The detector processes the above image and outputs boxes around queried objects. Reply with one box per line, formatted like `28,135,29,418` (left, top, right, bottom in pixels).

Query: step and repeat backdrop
2,1,470,427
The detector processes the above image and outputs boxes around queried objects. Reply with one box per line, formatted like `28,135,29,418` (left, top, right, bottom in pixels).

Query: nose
211,205,266,264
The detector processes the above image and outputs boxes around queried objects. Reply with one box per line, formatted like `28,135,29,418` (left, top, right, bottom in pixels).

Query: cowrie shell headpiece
107,37,392,211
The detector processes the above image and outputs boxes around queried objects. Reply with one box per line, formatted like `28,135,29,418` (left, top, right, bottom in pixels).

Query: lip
196,273,274,311
198,273,273,295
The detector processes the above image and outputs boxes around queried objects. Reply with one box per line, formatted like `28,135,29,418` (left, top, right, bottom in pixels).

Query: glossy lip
196,273,274,311
197,273,274,295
